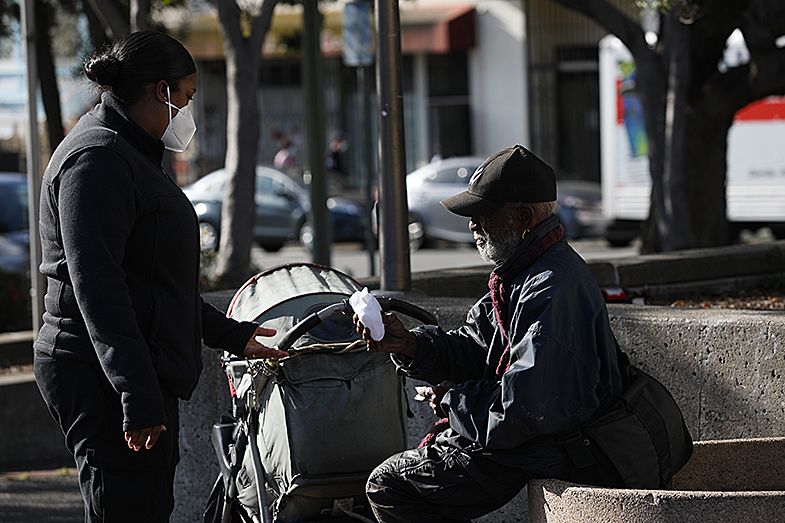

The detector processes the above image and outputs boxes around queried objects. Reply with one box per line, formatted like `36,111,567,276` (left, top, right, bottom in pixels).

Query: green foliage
635,0,700,22
199,249,224,292
0,0,19,58
0,0,19,31
199,247,264,292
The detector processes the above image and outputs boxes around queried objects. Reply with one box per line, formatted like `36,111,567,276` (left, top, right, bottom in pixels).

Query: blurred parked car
554,179,608,240
404,156,607,250
0,172,31,333
182,166,365,252
0,172,29,275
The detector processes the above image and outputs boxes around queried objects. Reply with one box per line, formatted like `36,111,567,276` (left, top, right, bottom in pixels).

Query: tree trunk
635,51,667,254
553,0,785,253
653,16,695,252
130,0,148,32
36,0,64,153
214,1,276,288
683,110,733,247
215,51,261,287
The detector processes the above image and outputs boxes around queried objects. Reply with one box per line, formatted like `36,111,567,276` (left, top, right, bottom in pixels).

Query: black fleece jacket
35,93,257,431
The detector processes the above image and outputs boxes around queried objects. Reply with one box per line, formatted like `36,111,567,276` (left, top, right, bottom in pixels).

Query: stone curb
357,240,785,298
528,437,785,523
528,478,785,523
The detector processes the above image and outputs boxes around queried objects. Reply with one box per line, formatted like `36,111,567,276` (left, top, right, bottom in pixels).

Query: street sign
343,1,374,67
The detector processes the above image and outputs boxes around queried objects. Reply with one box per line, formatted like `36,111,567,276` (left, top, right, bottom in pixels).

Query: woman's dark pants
34,352,180,523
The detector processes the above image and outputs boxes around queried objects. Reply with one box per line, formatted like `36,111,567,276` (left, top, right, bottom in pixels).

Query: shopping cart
204,263,436,523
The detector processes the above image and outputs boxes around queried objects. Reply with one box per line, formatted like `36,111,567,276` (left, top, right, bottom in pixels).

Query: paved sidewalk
0,467,82,522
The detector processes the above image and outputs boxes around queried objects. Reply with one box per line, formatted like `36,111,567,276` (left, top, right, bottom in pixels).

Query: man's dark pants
366,443,536,523
35,352,180,523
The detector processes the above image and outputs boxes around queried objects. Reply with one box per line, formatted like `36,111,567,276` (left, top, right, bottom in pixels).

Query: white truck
599,34,785,246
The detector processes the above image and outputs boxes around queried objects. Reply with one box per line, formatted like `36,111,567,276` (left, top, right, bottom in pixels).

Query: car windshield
0,180,28,233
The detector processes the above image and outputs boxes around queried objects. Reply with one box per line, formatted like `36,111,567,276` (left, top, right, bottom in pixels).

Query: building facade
173,0,642,187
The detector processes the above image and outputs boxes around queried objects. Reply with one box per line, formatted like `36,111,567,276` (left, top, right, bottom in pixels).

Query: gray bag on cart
237,350,407,522
213,264,417,523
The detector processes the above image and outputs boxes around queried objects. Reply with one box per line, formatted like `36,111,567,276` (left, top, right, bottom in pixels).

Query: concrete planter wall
607,304,785,442
528,437,785,523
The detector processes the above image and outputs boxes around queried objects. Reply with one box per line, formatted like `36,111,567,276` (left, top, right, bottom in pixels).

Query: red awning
400,5,475,55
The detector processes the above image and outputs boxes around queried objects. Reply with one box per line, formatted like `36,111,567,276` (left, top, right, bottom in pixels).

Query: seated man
355,145,623,523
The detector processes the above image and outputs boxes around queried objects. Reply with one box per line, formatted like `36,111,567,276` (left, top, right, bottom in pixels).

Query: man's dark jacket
392,217,623,476
35,93,256,431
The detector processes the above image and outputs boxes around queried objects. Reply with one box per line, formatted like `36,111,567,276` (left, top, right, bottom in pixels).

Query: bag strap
615,341,631,370
556,334,626,472
556,429,596,469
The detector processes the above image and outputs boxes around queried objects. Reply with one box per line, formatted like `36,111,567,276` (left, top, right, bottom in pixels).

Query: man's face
470,204,523,263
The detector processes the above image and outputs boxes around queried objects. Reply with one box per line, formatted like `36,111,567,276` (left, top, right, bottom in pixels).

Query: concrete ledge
604,241,785,290
0,330,34,367
358,240,785,298
607,304,785,441
528,437,785,523
673,437,785,492
528,478,785,523
0,373,72,468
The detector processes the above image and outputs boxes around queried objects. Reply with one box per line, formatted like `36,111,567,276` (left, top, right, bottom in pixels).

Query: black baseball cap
440,145,557,217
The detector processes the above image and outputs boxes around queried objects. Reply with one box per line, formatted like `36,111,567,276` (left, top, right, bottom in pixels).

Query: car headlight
194,203,208,215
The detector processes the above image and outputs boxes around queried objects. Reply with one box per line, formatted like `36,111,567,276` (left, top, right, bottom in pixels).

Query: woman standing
33,31,286,522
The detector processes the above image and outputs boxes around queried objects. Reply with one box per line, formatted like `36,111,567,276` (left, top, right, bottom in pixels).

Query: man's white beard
476,215,522,264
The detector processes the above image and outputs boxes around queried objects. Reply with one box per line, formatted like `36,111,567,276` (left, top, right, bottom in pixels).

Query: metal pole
374,0,410,292
246,415,272,523
358,66,376,276
302,0,331,266
21,0,45,336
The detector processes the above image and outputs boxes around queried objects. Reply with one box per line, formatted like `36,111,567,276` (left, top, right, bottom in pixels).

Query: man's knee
366,449,418,499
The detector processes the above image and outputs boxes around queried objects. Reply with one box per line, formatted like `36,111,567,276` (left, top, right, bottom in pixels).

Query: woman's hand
354,312,417,358
243,326,289,359
125,425,166,451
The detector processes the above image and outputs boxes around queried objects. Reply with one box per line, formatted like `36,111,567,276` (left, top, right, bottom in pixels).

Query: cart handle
275,295,437,353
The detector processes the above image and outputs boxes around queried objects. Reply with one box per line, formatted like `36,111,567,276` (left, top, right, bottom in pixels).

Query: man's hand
354,312,417,358
243,326,289,359
426,380,455,418
125,425,166,451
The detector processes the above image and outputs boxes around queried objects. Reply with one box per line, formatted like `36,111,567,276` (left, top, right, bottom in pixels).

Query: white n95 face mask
162,86,196,152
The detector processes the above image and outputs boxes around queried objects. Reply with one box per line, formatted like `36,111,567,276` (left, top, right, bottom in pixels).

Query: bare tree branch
84,0,129,39
552,0,648,55
215,0,244,52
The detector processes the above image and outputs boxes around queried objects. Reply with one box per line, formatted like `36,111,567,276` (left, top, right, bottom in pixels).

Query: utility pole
21,0,45,336
343,1,376,275
303,0,331,266
375,0,410,292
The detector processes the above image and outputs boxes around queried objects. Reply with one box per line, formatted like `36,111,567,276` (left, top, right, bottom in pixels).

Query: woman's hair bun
84,54,121,87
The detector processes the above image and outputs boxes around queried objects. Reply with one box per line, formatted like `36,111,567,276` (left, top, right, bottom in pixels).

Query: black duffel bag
558,340,693,489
